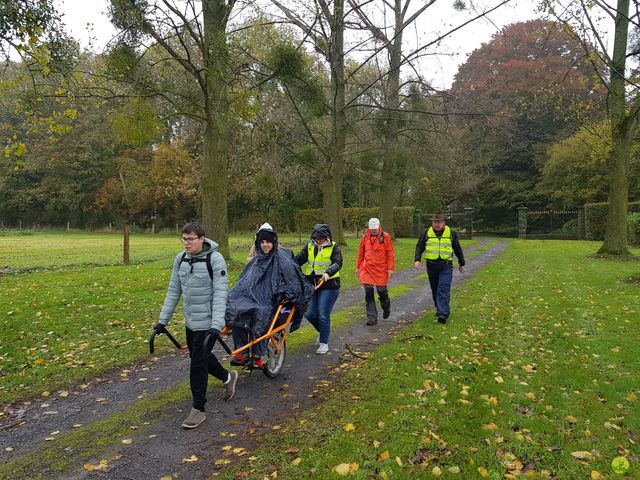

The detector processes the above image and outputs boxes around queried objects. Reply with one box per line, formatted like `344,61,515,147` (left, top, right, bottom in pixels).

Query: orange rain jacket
356,228,395,286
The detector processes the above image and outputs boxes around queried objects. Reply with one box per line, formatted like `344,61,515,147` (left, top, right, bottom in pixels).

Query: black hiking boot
382,301,391,319
437,316,447,324
366,317,378,326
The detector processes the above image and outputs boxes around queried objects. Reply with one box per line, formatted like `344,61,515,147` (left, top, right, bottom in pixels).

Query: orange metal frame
220,303,295,356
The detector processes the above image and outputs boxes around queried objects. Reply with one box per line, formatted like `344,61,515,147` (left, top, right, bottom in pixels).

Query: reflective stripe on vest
425,226,453,260
301,242,340,278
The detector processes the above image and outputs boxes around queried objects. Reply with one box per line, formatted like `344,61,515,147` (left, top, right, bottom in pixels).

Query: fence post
577,207,585,240
464,207,474,240
517,206,528,239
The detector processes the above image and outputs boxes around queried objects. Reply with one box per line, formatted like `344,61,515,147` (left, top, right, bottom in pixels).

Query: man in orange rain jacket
356,218,396,326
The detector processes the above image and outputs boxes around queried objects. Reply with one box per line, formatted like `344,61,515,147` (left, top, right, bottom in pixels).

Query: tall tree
546,0,639,254
270,0,348,243
450,19,605,225
346,0,511,235
108,0,236,257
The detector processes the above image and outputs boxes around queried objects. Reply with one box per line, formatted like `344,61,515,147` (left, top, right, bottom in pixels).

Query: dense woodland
1,1,639,254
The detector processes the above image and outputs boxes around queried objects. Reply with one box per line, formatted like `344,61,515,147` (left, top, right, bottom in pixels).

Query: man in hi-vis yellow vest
414,213,465,324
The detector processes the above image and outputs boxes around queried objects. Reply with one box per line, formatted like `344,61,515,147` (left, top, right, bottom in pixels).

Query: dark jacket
225,224,313,336
414,226,465,267
296,224,343,290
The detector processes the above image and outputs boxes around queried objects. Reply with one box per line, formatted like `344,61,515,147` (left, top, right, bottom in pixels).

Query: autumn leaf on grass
432,466,442,477
626,393,637,402
121,438,132,445
482,423,498,431
379,451,390,461
478,466,489,477
333,463,359,476
344,423,355,432
291,457,301,465
571,451,593,461
590,471,603,479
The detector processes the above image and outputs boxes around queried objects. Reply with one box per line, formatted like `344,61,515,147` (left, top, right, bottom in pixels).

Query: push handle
149,326,187,353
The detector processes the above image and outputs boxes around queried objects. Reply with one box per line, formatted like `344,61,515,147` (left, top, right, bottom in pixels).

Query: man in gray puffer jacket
154,222,238,429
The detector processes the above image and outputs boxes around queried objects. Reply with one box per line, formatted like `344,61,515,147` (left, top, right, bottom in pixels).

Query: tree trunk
324,0,346,244
123,223,130,265
599,0,632,255
379,6,403,237
201,0,230,258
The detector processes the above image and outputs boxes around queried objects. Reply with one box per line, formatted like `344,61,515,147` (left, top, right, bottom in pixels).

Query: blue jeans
427,263,453,318
305,288,340,344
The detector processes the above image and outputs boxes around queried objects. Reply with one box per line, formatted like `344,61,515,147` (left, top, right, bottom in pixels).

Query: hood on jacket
189,238,218,258
311,224,332,242
255,222,278,253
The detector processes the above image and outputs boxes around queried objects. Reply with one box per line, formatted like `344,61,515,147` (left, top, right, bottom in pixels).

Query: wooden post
123,224,130,265
151,223,155,234
66,221,70,231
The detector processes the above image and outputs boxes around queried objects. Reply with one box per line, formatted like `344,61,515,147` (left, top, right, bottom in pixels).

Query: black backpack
180,252,213,280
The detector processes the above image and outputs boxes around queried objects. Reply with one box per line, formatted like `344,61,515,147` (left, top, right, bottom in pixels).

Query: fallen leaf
121,439,132,445
432,466,442,477
482,423,498,431
478,466,489,477
448,465,460,473
182,455,199,463
344,423,355,432
379,451,390,461
571,451,593,460
590,471,603,479
291,457,301,465
495,376,504,384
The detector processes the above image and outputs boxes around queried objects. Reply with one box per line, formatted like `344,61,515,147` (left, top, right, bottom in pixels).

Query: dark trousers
364,284,390,321
231,326,267,357
186,327,228,411
305,288,340,344
426,263,453,319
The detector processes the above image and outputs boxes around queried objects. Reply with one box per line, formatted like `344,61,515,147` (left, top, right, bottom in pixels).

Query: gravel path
0,239,507,479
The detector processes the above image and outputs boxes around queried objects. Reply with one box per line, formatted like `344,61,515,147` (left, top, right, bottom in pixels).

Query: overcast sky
53,0,544,89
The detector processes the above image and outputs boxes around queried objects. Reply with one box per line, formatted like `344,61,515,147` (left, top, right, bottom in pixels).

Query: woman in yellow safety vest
296,224,343,354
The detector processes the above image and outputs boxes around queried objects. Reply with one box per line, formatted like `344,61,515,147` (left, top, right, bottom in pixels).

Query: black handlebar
149,326,184,353
203,332,233,355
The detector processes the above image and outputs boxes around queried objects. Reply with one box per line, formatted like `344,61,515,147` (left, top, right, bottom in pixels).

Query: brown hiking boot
181,408,206,429
223,370,238,401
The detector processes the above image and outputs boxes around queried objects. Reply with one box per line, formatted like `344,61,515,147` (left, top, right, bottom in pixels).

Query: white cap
368,218,380,229
259,222,273,231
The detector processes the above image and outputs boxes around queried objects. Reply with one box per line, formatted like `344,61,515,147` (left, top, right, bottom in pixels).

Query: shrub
295,206,416,237
585,202,640,240
628,212,640,246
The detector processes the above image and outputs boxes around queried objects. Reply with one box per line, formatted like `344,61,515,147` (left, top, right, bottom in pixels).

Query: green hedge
628,212,640,246
585,202,640,241
295,206,416,237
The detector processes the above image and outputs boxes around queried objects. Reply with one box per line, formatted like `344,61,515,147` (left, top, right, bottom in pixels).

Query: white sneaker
316,343,329,355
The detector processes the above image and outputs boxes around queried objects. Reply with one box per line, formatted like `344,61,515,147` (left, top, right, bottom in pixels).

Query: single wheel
263,331,286,378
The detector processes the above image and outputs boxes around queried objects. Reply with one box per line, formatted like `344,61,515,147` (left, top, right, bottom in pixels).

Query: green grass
0,232,424,404
0,275,425,478
215,240,640,480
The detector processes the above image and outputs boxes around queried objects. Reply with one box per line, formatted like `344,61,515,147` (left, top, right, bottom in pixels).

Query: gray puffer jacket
158,239,228,331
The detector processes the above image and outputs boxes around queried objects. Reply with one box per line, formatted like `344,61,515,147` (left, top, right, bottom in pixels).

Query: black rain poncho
225,226,313,338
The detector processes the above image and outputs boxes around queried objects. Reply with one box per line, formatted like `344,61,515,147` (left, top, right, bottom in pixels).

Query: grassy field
0,231,426,404
215,240,640,480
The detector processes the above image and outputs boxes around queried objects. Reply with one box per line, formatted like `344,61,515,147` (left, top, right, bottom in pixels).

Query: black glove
153,323,166,334
207,327,221,338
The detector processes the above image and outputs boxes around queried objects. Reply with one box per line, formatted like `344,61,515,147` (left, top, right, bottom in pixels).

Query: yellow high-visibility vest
425,226,453,260
301,243,340,278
